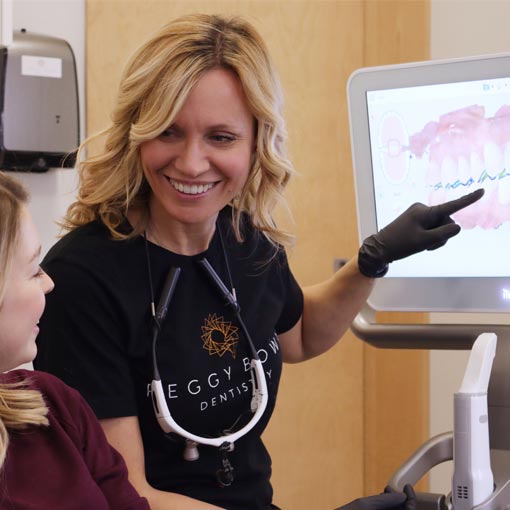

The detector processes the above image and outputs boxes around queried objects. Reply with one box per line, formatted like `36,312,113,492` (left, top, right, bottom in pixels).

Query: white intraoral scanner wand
452,332,497,510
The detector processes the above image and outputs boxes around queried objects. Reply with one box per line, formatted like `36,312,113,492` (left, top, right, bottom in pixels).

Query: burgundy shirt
0,369,149,510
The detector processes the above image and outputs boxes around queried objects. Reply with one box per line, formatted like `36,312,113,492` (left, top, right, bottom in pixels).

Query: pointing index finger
434,188,485,217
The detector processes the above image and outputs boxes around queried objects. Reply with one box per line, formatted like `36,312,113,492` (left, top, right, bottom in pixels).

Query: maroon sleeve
32,371,150,510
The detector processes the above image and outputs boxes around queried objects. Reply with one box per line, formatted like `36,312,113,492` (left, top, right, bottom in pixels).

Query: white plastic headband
151,358,268,447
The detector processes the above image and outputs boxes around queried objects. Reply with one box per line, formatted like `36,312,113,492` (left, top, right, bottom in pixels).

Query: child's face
0,207,54,372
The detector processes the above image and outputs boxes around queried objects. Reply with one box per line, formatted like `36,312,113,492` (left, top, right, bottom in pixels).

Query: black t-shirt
35,209,303,510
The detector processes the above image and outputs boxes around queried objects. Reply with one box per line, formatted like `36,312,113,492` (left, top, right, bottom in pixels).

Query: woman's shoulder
44,219,139,270
47,221,114,255
220,207,283,263
220,206,267,245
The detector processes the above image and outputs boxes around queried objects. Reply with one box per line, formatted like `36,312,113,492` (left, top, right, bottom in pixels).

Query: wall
429,0,510,494
9,0,85,256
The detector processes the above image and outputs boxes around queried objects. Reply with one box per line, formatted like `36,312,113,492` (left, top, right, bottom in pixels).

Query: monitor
347,53,510,312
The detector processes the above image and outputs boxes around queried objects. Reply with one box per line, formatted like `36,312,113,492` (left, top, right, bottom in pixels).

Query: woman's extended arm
278,257,373,363
279,189,485,363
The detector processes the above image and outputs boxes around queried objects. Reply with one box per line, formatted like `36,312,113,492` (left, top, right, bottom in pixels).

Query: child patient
0,171,150,509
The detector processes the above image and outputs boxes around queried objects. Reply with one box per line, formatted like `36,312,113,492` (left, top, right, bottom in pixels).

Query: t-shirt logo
201,313,239,358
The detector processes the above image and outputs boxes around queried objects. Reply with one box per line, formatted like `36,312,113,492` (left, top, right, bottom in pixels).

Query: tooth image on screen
379,111,410,185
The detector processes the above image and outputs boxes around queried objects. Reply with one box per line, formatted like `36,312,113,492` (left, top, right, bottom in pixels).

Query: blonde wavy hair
65,13,295,248
0,172,49,470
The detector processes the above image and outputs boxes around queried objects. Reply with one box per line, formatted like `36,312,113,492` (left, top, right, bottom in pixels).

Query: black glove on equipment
336,483,416,510
389,484,416,510
358,188,485,278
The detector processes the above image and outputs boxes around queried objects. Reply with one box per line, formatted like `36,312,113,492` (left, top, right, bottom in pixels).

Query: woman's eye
158,128,178,140
210,134,236,144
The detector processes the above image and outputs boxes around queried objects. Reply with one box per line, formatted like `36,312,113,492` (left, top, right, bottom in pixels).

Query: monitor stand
351,304,510,510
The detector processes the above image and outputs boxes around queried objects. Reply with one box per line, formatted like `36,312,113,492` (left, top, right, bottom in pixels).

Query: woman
34,14,483,510
0,172,149,509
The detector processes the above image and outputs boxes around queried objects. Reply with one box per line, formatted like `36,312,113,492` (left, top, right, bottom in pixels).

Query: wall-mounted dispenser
0,29,79,171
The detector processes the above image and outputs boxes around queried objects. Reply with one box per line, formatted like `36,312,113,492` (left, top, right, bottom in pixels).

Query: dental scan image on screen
348,55,510,312
368,78,510,279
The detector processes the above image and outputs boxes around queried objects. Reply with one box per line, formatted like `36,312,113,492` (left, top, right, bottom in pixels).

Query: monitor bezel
347,53,510,313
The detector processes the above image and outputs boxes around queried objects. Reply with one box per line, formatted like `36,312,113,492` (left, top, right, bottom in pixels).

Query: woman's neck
129,204,218,256
146,220,216,255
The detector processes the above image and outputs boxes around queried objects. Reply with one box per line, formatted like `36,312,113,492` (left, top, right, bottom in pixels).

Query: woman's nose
174,139,209,177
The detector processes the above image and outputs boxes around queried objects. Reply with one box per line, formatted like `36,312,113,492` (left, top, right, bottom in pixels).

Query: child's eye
34,266,44,278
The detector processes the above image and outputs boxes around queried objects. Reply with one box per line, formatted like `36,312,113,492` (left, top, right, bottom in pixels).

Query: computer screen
348,54,510,312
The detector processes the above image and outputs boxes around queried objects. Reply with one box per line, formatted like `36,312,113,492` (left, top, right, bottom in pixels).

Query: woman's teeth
168,178,214,195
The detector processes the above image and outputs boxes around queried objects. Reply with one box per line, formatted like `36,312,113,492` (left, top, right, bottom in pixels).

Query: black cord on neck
197,220,259,360
144,233,182,379
216,219,235,298
143,232,156,319
144,233,161,380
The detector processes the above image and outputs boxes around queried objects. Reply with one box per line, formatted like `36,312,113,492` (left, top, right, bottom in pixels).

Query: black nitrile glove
392,484,416,510
336,483,416,510
358,188,485,278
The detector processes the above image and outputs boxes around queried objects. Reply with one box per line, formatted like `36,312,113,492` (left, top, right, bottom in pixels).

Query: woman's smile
165,176,217,196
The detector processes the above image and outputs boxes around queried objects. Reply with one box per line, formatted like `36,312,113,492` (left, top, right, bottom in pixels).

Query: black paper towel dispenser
0,29,79,172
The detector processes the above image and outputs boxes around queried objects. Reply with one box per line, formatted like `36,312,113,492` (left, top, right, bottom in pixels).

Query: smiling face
0,207,54,372
140,67,255,235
